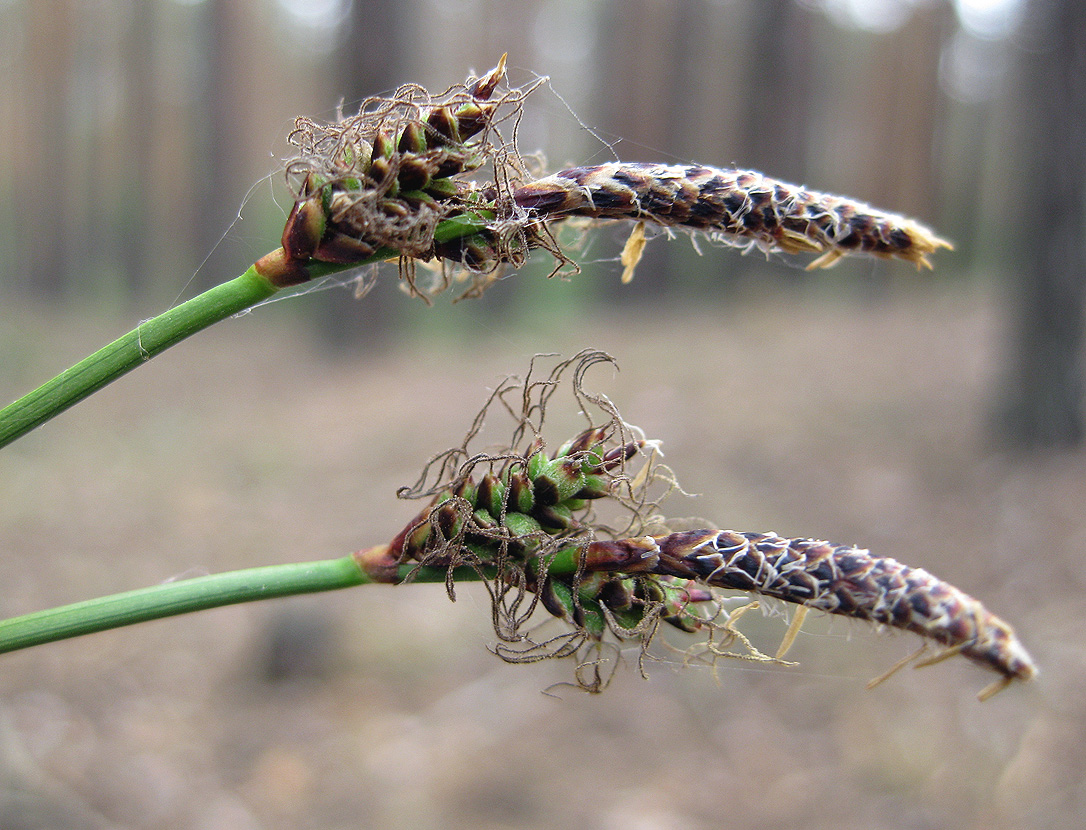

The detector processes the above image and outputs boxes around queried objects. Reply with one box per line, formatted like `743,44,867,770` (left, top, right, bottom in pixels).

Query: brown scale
615,528,1036,685
513,162,952,269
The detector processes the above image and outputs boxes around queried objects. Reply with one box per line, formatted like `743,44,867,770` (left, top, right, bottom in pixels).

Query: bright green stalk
0,541,585,655
0,265,303,449
0,557,433,654
0,213,489,450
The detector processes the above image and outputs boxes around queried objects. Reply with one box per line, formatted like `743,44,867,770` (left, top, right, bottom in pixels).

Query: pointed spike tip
471,53,508,100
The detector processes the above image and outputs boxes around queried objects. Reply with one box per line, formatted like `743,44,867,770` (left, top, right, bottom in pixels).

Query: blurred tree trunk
740,0,812,182
119,3,156,303
736,0,813,286
998,0,1086,448
24,3,75,298
594,0,688,304
863,4,946,220
312,0,411,352
195,0,252,291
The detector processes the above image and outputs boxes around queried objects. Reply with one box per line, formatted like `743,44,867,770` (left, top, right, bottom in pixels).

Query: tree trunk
997,0,1086,448
311,0,411,352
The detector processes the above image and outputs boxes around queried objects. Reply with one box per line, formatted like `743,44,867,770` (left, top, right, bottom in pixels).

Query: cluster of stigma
355,423,713,649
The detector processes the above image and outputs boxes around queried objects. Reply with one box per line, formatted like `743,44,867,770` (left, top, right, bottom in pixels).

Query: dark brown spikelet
513,163,952,269
636,529,1034,685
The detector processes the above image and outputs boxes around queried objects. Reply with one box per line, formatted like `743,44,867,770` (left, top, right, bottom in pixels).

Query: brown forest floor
1,283,1083,830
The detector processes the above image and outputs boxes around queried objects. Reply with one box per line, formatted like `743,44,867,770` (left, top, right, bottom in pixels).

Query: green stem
0,556,417,654
0,268,277,448
0,213,490,450
0,540,587,655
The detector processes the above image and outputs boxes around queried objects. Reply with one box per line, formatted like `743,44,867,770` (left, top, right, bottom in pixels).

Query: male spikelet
513,163,952,269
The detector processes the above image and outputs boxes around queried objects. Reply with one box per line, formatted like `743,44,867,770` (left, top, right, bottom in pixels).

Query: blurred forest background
1,0,1083,442
3,1,1086,829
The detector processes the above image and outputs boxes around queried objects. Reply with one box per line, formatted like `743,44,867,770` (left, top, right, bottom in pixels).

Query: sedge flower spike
644,529,1035,693
270,57,951,294
374,461,1035,698
356,353,1033,699
513,163,952,270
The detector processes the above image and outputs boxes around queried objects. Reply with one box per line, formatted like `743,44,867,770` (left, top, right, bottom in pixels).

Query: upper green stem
0,267,279,449
0,212,492,450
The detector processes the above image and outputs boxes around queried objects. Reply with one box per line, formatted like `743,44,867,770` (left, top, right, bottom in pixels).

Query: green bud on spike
452,477,477,507
426,106,460,145
424,178,459,199
281,192,327,261
591,441,643,473
367,156,394,187
403,522,432,557
532,456,585,506
432,232,500,270
433,501,466,540
580,445,606,471
580,602,606,638
539,577,575,622
387,507,433,560
472,507,497,530
469,54,506,100
300,172,328,197
531,502,574,531
433,152,470,178
555,426,608,459
635,578,666,606
397,156,433,192
597,577,636,612
572,585,608,638
452,102,493,142
610,605,646,631
398,121,427,154
501,510,541,539
338,143,356,169
544,578,604,636
506,469,535,514
398,189,439,209
332,140,371,177
313,231,376,264
587,576,644,630
576,571,610,599
372,130,395,160
573,472,611,500
476,474,506,518
526,438,547,480
379,198,410,219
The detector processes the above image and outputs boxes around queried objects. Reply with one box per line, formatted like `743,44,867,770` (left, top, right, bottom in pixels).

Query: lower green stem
0,556,421,654
0,542,588,655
